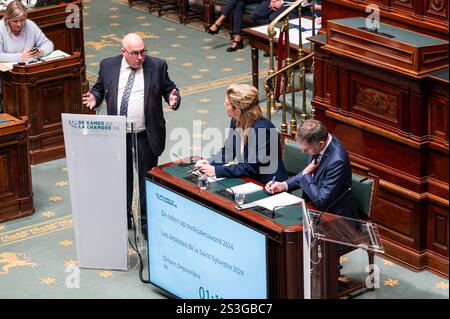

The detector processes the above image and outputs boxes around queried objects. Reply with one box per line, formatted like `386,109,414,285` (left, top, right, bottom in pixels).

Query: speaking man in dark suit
82,33,181,238
265,119,357,219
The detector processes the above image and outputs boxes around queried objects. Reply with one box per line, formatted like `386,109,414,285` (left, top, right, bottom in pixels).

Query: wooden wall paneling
0,115,33,223
427,204,448,256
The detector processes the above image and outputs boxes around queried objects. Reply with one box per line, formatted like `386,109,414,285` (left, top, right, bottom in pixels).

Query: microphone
271,201,303,218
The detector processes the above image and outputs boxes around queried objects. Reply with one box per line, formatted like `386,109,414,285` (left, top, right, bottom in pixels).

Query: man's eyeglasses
124,48,147,57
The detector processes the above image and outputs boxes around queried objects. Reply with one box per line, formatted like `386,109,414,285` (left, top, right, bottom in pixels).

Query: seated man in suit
195,83,288,184
265,119,358,219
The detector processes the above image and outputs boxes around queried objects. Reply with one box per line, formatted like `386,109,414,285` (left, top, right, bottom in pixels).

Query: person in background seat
195,83,287,184
0,0,54,62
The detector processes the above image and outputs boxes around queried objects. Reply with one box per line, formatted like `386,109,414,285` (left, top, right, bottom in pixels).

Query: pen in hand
268,176,276,194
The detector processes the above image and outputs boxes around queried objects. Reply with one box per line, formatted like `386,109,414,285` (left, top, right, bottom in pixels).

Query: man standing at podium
265,119,357,219
82,33,181,240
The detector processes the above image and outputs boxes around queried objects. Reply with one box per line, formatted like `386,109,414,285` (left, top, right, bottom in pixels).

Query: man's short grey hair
296,119,329,145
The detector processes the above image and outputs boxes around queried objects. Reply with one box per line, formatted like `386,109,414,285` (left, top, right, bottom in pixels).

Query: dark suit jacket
285,136,357,218
90,55,180,157
210,117,288,184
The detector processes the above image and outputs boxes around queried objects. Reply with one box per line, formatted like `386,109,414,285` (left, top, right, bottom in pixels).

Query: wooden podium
1,53,85,164
311,5,449,276
0,114,33,223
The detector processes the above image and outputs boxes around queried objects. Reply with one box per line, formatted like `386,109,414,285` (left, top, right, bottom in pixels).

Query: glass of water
197,174,209,190
234,193,245,205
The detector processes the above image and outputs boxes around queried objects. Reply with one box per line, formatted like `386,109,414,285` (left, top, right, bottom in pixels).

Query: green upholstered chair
281,133,308,198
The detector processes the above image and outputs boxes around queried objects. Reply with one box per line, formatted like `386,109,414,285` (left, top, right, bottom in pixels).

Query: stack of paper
227,182,263,195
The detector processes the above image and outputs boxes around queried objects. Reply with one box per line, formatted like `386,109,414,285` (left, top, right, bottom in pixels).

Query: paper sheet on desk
251,18,321,45
253,192,302,211
0,62,14,72
41,50,70,62
227,182,263,195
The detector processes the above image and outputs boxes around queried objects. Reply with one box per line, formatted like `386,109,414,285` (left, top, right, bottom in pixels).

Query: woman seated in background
206,0,260,52
0,0,54,62
251,0,322,26
195,84,288,184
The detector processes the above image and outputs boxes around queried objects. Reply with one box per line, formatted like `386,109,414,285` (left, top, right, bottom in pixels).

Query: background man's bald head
122,33,144,49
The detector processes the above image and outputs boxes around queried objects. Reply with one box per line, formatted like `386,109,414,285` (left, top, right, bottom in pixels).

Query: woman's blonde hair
226,84,262,142
3,1,27,32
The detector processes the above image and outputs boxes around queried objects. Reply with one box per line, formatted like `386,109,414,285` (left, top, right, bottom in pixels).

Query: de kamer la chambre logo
68,119,119,131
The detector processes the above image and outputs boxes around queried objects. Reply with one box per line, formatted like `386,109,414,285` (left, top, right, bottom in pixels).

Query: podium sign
62,114,128,270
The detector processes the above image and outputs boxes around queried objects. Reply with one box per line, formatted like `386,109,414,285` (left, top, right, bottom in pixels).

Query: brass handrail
263,0,318,134
264,52,314,83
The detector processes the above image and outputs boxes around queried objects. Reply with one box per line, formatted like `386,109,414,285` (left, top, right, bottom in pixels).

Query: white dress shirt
117,57,145,133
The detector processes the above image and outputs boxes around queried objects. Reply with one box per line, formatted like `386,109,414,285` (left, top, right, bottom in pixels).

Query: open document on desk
40,50,70,61
251,17,321,45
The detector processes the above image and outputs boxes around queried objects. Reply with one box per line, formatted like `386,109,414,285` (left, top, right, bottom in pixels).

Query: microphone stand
271,201,303,219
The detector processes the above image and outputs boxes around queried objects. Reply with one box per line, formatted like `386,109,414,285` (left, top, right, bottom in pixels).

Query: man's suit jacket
210,117,288,184
285,136,357,219
90,55,180,157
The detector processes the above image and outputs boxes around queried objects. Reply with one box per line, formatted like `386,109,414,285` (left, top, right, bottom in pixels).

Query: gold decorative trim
0,216,73,247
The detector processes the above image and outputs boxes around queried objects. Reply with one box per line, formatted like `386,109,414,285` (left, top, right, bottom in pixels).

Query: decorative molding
0,216,73,246
430,0,446,11
354,83,399,122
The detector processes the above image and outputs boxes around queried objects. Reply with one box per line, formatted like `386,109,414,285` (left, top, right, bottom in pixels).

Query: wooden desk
0,114,33,223
149,161,339,298
1,53,87,164
243,27,312,89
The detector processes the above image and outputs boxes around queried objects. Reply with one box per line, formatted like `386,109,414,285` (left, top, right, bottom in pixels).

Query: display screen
146,180,268,299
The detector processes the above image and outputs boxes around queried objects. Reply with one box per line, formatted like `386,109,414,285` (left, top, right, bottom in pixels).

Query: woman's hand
21,48,35,61
32,49,44,58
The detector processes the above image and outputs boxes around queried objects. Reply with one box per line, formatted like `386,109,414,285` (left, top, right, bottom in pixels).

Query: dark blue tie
119,68,136,116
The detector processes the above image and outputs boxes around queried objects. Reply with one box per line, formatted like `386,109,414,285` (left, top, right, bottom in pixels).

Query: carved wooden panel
391,0,415,13
354,84,399,121
350,74,400,128
425,0,449,20
428,204,449,256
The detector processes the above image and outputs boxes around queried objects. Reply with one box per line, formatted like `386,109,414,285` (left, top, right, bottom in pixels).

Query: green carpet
0,0,448,299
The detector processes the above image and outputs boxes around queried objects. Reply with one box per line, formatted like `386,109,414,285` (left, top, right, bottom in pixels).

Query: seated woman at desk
0,0,54,62
195,84,288,184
